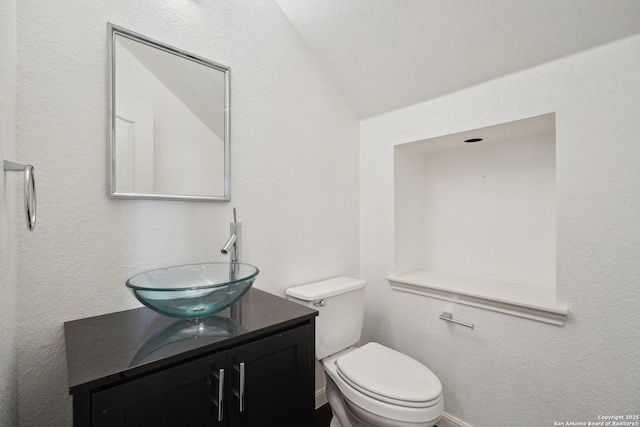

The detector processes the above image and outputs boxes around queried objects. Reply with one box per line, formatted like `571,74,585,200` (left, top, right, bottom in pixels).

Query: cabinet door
92,351,227,427
227,325,313,427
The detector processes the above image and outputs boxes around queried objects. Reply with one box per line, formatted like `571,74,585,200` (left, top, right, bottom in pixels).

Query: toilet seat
336,342,442,408
322,346,444,424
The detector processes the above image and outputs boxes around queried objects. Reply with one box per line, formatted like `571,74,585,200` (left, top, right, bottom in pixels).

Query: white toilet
286,277,444,427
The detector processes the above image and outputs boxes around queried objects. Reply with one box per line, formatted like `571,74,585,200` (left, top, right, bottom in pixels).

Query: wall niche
389,113,567,325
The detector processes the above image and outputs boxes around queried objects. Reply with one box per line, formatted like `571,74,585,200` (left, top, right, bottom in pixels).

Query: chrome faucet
221,208,241,263
221,208,243,321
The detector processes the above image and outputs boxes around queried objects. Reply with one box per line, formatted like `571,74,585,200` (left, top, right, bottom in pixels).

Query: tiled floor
315,404,332,427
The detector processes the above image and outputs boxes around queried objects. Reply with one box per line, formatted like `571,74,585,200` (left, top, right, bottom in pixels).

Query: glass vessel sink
126,263,259,320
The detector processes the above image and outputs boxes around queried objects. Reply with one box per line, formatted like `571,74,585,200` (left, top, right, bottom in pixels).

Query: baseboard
438,412,473,427
315,387,327,409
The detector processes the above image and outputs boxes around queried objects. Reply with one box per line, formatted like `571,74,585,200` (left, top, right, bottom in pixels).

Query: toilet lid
336,342,442,404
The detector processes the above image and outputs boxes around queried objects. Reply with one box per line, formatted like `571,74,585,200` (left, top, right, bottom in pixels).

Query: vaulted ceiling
276,0,640,118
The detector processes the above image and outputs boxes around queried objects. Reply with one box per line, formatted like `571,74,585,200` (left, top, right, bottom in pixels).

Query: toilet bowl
323,345,443,427
286,277,444,427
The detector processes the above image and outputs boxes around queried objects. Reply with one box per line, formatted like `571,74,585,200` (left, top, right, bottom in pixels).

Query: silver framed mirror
108,24,230,201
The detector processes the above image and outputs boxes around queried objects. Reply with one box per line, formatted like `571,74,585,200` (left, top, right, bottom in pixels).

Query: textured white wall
15,1,358,425
0,0,18,423
361,35,640,426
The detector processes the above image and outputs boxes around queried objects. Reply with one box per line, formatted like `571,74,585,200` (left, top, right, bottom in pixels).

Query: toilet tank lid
286,276,366,301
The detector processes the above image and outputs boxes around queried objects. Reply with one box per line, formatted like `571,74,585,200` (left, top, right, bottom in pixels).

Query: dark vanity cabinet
92,326,309,427
92,350,226,427
64,289,317,427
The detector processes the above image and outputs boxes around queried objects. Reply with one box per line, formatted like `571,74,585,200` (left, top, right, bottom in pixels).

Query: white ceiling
276,0,640,119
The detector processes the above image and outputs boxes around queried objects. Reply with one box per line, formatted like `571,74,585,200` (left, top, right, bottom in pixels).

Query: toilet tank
286,277,366,360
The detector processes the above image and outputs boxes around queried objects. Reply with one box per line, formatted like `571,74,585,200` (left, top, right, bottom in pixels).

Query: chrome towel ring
4,160,36,231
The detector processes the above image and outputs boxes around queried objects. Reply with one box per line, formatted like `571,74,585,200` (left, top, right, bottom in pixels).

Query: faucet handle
233,207,237,223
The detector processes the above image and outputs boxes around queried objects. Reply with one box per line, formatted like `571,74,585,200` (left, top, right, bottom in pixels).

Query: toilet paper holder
439,312,474,329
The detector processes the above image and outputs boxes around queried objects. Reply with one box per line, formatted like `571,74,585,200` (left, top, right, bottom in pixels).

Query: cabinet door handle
239,362,245,412
218,368,225,421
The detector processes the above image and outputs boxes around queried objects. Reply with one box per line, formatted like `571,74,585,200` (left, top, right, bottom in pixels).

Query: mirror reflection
109,25,230,201
130,316,246,367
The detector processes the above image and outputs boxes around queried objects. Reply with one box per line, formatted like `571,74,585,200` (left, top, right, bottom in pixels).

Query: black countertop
64,288,317,393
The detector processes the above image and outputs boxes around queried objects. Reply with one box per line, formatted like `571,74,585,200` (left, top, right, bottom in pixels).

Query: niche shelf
389,113,568,325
